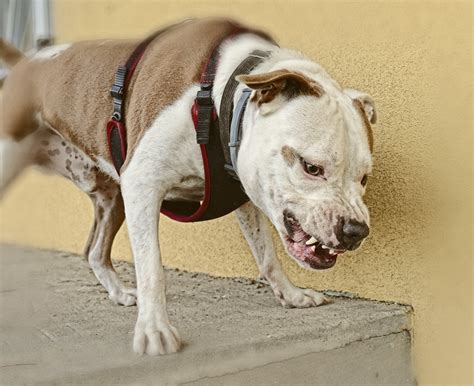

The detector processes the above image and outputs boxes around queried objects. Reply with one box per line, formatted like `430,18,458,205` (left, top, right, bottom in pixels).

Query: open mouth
283,211,345,270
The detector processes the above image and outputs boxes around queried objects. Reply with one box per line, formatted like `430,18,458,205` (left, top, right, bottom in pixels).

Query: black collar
219,50,271,179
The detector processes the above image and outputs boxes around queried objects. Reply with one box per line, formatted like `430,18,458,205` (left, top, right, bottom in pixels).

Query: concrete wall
0,1,471,384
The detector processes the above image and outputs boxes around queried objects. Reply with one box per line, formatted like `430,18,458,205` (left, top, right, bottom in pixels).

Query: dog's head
236,67,376,270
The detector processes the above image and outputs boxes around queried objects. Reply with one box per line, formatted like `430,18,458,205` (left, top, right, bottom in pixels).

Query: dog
0,18,376,355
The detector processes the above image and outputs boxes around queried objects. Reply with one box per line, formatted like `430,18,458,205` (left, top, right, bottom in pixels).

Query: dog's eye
361,174,368,186
303,161,324,177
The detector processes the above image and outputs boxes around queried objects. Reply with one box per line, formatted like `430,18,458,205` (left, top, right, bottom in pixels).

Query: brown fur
281,145,298,166
238,69,324,106
0,39,25,67
353,100,374,152
1,18,272,172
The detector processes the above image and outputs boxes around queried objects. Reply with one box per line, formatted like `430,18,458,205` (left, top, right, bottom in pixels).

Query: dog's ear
344,88,377,124
236,69,323,114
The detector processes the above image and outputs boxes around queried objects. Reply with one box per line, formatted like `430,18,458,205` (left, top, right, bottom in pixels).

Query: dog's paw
109,287,137,306
133,319,181,355
275,286,332,308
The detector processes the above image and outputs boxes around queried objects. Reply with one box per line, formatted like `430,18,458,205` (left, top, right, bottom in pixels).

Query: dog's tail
0,38,25,68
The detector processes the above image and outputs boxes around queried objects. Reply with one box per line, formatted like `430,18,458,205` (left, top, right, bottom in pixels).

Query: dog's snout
341,219,369,250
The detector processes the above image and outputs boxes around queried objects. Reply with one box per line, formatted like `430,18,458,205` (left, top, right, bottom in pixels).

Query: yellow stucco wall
1,1,472,383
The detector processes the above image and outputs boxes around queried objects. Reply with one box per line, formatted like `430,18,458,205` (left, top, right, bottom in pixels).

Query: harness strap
219,50,270,177
107,21,187,173
194,31,276,146
106,21,276,222
162,25,250,222
195,27,239,145
162,33,273,222
228,88,252,175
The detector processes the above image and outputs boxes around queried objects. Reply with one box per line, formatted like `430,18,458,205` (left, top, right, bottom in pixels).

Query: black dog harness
107,26,273,222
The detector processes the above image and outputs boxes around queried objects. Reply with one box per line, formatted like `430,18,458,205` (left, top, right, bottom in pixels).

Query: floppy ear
236,69,324,114
344,88,377,124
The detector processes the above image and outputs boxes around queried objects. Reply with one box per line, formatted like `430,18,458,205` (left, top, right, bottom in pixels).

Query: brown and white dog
0,18,376,355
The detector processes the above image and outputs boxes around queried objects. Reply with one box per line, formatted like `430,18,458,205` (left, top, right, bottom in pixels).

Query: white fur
121,87,200,355
96,156,120,182
1,127,135,305
344,88,377,123
37,131,136,305
86,183,136,306
235,202,330,307
32,44,71,60
120,34,375,355
213,33,276,113
1,31,376,356
218,36,373,250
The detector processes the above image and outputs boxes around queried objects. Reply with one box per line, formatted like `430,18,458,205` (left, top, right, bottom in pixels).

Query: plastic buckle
110,66,127,99
196,84,213,106
110,84,124,99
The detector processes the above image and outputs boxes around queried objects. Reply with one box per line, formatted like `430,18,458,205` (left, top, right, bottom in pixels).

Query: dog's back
1,38,137,144
1,19,261,162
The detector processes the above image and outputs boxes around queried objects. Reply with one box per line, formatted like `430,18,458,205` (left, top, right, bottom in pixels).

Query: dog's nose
341,219,369,250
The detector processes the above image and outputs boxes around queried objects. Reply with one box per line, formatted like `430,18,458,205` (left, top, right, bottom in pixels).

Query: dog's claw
133,320,181,356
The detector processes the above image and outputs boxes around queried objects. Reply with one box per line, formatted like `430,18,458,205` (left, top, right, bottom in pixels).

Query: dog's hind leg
85,186,137,306
33,129,136,305
83,199,99,258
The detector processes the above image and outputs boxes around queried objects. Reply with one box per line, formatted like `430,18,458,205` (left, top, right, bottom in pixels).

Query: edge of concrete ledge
1,245,414,385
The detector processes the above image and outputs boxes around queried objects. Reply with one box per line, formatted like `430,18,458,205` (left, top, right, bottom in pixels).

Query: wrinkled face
237,69,376,270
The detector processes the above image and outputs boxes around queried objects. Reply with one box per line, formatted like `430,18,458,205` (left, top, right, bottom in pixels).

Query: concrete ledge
0,245,414,385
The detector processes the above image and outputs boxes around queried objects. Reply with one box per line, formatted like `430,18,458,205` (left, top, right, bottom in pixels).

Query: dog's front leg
121,176,181,355
235,202,331,308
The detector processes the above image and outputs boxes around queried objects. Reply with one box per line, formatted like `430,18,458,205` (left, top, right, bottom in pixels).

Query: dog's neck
213,34,343,110
212,34,276,117
212,34,344,179
210,34,276,181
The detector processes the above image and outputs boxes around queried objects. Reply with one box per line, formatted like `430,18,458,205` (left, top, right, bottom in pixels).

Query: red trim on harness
106,37,153,171
125,51,146,86
106,119,127,165
106,24,249,222
159,30,239,222
160,102,211,222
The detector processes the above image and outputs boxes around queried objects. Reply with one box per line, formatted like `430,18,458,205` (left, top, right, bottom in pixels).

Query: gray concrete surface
0,245,414,385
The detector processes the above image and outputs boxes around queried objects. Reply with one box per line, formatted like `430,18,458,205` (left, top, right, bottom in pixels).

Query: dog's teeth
311,245,316,252
305,236,317,245
329,249,335,255
321,245,329,250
